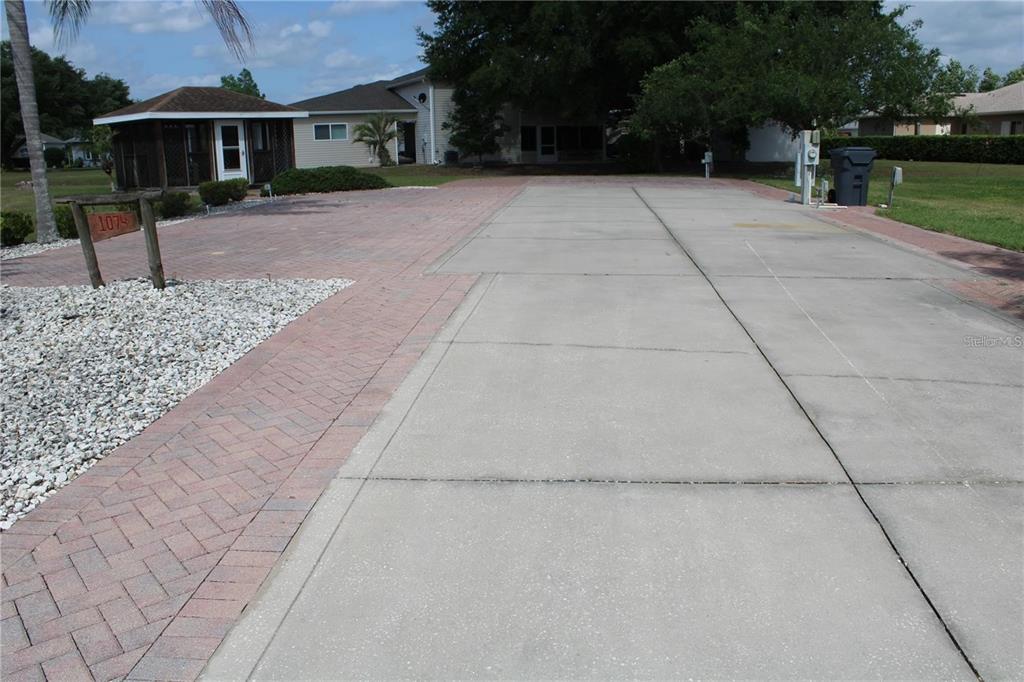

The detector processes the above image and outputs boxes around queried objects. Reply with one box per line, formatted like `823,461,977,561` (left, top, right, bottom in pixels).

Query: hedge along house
93,87,307,189
292,67,607,167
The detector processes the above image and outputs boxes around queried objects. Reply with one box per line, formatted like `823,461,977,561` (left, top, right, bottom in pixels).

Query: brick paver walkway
0,180,523,680
730,179,1024,320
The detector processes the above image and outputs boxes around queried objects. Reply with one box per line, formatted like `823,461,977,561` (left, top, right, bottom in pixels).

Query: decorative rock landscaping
0,276,351,528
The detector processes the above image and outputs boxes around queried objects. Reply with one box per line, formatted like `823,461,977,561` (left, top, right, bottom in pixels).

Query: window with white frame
314,123,348,141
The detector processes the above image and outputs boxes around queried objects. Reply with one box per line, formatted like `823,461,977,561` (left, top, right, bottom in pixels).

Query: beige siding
293,114,377,168
432,86,456,161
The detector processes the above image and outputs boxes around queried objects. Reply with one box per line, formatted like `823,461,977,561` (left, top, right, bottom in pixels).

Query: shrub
54,205,77,238
158,191,193,218
822,135,1024,165
269,166,391,196
43,147,66,168
198,178,249,206
1,212,34,247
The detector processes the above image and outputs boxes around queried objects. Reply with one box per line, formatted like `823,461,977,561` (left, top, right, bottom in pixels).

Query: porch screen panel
186,123,212,185
162,123,189,187
112,124,158,188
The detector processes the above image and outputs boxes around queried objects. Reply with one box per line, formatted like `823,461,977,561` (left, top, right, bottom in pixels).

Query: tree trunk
5,0,58,243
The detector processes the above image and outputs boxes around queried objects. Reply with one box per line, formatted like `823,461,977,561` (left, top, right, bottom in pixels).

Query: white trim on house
304,109,417,115
93,111,309,125
428,84,437,164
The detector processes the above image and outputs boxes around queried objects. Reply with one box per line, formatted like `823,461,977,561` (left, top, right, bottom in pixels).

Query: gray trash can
829,147,876,206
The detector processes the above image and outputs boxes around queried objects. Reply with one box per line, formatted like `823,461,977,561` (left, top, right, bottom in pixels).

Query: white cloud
888,0,1024,74
28,25,101,71
323,48,365,68
329,0,405,17
138,72,220,97
92,1,209,34
307,20,332,39
192,19,335,69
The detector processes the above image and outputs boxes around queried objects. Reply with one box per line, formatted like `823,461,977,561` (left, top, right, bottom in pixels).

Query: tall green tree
442,89,508,164
221,67,263,98
1002,64,1024,87
4,0,252,243
352,112,398,166
420,1,737,119
1,42,130,165
629,2,947,150
978,67,1002,92
934,59,979,93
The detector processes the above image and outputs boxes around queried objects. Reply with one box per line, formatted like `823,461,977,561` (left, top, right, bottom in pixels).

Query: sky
2,0,1023,106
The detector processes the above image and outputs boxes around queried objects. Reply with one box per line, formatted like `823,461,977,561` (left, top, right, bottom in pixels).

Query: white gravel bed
0,276,351,528
0,238,78,261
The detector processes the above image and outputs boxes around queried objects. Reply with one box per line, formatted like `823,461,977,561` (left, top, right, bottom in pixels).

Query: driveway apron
206,180,1021,680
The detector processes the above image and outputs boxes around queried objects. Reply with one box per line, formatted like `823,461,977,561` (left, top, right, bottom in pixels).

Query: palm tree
353,112,399,167
3,0,252,243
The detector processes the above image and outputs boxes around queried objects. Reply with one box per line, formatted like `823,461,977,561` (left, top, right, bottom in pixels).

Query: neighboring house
10,132,68,168
93,87,307,189
290,80,416,168
295,67,606,166
64,137,99,167
948,82,1024,135
94,68,615,188
857,82,1024,136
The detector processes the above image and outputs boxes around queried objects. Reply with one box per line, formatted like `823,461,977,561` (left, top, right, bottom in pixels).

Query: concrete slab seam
631,185,983,679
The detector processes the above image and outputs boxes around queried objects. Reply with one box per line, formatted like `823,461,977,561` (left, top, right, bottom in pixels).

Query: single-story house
64,137,100,166
10,132,69,168
93,87,307,189
858,82,1024,136
93,67,611,189
292,67,607,166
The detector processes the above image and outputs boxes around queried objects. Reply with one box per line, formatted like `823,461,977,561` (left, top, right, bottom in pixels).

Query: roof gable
98,87,302,119
290,81,416,112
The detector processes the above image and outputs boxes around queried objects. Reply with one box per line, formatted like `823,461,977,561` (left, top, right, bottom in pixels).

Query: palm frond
46,0,92,48
198,0,253,61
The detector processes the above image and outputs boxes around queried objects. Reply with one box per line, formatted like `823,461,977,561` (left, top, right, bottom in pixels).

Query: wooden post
70,201,104,289
137,197,166,290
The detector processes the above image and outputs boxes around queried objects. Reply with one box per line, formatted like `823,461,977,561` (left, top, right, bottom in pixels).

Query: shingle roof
99,87,301,118
952,82,1024,115
290,81,416,112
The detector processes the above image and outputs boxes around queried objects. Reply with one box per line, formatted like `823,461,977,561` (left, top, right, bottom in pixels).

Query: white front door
538,125,557,163
215,120,248,181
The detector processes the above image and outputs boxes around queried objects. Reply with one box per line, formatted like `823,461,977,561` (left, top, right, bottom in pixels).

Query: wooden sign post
56,191,166,290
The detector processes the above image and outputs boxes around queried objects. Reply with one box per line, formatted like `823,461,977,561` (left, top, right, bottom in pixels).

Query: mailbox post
56,191,166,290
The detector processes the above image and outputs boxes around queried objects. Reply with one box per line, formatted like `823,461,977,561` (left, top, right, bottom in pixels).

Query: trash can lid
829,147,876,163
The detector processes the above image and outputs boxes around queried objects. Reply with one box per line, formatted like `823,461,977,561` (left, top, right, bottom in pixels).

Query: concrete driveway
205,180,1022,680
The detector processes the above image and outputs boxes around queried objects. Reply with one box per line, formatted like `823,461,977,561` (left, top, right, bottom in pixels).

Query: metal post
137,197,166,290
70,202,104,288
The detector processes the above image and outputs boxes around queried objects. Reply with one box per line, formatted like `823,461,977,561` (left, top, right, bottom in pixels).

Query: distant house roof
291,80,417,113
386,67,431,88
94,87,307,124
11,133,66,156
952,82,1024,115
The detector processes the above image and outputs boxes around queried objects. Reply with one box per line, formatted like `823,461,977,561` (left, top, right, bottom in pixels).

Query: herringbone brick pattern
1,179,524,680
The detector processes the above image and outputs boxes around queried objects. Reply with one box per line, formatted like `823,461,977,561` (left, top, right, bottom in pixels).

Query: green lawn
741,159,1024,251
2,167,113,215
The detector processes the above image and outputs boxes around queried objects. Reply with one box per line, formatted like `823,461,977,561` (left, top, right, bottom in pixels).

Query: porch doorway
399,121,416,163
215,120,248,181
538,125,557,163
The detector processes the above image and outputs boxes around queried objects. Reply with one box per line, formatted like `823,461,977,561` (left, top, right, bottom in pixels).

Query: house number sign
87,211,139,242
